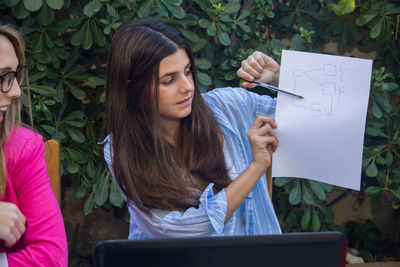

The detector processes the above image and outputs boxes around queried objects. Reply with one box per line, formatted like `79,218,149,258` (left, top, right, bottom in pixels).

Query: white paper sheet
272,50,372,190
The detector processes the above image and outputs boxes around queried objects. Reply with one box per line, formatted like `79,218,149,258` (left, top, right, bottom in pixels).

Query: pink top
0,127,68,266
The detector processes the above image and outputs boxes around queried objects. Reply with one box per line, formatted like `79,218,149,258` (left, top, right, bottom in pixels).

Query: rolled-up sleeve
145,183,232,238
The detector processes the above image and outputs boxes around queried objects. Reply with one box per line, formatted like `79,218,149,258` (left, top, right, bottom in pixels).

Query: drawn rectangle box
323,82,336,95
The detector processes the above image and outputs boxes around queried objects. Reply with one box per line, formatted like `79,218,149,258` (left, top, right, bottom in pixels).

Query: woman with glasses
103,18,281,239
0,25,67,266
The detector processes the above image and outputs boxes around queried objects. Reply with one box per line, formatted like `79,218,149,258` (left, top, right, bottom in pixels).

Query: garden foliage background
0,0,399,262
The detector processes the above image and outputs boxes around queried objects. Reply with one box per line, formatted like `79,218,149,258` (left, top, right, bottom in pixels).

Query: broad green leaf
44,33,55,48
220,15,233,23
366,161,378,177
99,91,106,103
177,14,198,26
366,186,383,195
82,22,93,50
66,160,79,174
165,0,182,6
71,23,86,46
30,85,56,97
66,81,87,100
238,9,250,20
106,4,116,17
179,28,199,42
331,0,355,16
66,148,82,161
238,22,251,33
197,71,212,86
301,206,311,230
312,207,321,231
164,3,185,19
64,111,86,127
356,11,377,26
75,184,87,200
55,83,64,102
302,183,315,205
24,0,42,11
83,193,95,215
281,13,294,27
88,76,105,86
199,18,211,28
64,52,80,73
271,39,284,51
316,205,334,223
91,22,106,46
46,0,63,9
84,0,102,17
12,1,30,19
389,189,400,200
365,126,387,138
95,175,109,206
195,58,212,70
370,19,383,39
40,125,56,135
218,31,231,46
382,82,398,91
37,3,55,25
224,3,240,14
386,151,393,166
137,0,152,17
5,0,19,7
274,177,291,187
110,179,124,207
375,95,392,113
372,100,383,118
32,34,44,52
309,180,326,200
289,180,301,205
190,39,207,53
362,158,371,168
35,62,46,71
207,22,217,36
224,71,236,81
67,128,85,143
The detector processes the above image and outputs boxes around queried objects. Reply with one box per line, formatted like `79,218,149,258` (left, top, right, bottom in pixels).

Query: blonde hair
0,25,31,197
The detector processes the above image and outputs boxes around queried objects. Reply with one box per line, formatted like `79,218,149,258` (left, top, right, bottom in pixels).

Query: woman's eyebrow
0,67,13,73
160,62,191,78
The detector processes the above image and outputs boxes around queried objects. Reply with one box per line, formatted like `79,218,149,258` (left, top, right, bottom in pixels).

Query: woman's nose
179,75,194,93
8,77,22,99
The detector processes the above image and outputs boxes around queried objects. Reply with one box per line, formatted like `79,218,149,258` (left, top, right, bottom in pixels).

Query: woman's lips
176,97,191,106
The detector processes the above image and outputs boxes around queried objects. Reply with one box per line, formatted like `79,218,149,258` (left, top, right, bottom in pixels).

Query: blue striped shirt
103,87,282,239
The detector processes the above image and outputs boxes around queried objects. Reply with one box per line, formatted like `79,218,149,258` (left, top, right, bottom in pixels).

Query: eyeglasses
0,65,26,93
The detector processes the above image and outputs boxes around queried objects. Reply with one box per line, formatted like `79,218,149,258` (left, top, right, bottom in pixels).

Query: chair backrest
44,139,61,206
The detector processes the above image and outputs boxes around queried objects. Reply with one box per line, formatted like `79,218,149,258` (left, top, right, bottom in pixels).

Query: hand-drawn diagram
290,61,355,117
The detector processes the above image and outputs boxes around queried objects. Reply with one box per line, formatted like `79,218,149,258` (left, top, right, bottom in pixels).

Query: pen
241,78,304,99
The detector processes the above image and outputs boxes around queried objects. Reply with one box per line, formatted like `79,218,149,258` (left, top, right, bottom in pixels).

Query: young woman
0,25,68,266
103,18,282,239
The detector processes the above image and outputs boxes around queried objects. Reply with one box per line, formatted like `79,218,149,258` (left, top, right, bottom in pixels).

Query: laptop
94,232,347,267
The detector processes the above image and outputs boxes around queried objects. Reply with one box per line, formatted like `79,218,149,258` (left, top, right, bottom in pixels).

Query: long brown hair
105,18,231,211
0,25,31,197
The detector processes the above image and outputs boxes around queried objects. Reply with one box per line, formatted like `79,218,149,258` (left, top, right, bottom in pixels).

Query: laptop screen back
94,232,347,267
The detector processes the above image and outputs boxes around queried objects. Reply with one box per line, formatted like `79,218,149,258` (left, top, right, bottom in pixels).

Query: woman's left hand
237,51,280,87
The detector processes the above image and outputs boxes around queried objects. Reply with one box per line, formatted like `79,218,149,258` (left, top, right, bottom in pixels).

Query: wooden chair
44,139,61,206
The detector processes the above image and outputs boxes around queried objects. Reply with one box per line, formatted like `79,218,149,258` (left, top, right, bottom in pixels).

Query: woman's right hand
0,202,26,247
247,115,278,172
237,51,280,87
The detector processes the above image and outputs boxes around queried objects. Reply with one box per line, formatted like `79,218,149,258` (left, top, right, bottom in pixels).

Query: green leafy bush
1,1,399,259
